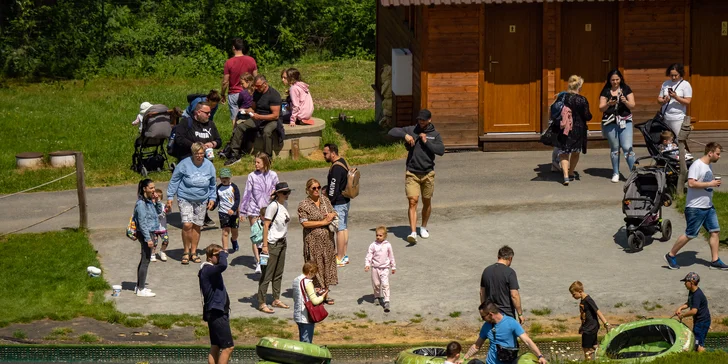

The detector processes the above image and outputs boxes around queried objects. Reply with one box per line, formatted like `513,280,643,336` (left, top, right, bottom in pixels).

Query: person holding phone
599,69,636,183
658,63,693,150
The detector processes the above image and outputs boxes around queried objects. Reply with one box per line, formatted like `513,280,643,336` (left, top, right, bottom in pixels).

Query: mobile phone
668,87,674,93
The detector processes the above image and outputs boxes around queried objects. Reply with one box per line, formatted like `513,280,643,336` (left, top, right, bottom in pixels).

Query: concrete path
3,149,728,322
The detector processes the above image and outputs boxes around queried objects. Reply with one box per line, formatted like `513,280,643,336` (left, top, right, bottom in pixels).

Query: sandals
324,298,335,305
259,305,275,314
191,254,201,263
181,253,190,265
271,300,290,309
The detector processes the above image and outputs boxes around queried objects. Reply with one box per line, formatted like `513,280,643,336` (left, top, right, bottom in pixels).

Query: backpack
167,117,193,156
332,161,360,199
549,92,567,123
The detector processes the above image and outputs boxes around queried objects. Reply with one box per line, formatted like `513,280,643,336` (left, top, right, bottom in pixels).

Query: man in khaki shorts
388,109,445,243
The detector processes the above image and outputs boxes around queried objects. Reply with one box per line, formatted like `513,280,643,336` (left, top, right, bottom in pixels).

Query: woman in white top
658,63,693,144
257,182,292,314
292,261,327,343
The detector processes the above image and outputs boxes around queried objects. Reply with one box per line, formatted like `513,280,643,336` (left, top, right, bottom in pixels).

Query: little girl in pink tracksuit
364,226,397,313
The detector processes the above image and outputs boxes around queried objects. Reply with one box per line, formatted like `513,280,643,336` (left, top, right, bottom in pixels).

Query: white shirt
659,79,692,119
265,200,290,243
686,159,714,209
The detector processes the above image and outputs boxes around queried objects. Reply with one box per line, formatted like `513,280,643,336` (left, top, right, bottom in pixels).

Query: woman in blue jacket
134,178,161,297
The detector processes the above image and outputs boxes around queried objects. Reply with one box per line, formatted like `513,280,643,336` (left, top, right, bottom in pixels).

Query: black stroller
635,117,693,190
131,104,174,176
622,156,673,251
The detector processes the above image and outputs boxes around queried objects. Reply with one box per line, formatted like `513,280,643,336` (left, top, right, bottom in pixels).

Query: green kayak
396,347,539,364
255,337,332,364
596,318,695,363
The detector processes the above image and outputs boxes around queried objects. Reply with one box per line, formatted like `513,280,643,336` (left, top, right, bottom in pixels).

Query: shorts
333,202,350,231
684,206,720,239
178,199,207,227
227,93,239,120
219,213,239,229
693,320,710,348
405,170,435,199
582,332,598,349
207,310,234,349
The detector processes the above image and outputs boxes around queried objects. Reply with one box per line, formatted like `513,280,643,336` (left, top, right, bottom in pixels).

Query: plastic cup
259,254,269,266
205,148,214,160
112,285,122,297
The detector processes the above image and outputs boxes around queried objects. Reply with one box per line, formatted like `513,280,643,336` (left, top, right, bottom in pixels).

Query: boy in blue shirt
674,272,711,352
463,301,547,364
215,168,240,252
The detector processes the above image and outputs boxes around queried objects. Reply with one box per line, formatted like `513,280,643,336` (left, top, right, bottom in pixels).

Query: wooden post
75,151,88,230
677,116,691,196
291,139,300,160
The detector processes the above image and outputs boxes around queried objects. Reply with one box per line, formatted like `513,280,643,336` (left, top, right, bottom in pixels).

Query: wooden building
376,0,728,150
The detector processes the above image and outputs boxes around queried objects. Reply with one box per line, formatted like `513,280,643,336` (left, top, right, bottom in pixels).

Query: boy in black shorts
199,244,234,364
216,168,240,252
569,281,611,360
674,272,710,352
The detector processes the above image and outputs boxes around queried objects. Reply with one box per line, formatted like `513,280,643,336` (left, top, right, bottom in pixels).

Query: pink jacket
290,82,314,125
365,240,396,269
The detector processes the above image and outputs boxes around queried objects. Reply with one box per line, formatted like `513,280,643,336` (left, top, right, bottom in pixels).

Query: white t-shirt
686,159,714,209
265,200,290,243
659,79,692,119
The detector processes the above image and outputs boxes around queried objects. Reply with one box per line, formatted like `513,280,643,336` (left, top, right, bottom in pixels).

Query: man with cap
674,272,710,352
388,109,445,243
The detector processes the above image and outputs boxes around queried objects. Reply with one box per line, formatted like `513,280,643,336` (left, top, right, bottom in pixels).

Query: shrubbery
0,0,375,79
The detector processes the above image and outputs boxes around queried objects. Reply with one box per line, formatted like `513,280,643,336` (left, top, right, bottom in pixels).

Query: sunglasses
310,186,321,191
280,191,291,195
199,110,211,115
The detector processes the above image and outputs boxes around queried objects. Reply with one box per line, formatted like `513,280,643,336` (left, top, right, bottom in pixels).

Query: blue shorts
693,320,710,348
684,207,720,239
333,202,350,231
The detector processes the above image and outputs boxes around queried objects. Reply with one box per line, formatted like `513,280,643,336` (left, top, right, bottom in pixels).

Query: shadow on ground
330,115,397,149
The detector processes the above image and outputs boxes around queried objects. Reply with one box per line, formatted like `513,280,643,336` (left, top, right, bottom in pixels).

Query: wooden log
75,152,88,230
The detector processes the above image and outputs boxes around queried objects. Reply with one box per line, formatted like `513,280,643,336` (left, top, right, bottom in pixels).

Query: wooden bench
251,118,326,159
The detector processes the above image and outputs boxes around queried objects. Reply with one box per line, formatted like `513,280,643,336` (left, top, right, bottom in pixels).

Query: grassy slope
0,59,405,194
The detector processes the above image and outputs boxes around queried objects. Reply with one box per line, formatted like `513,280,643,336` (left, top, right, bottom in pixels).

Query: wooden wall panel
621,1,687,123
543,2,560,130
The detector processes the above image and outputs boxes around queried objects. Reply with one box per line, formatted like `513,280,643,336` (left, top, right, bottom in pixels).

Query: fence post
75,152,88,230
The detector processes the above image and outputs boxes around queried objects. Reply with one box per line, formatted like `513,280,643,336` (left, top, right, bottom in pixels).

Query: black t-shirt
600,84,633,119
688,288,710,324
326,158,350,206
579,295,600,334
253,87,282,116
480,263,520,318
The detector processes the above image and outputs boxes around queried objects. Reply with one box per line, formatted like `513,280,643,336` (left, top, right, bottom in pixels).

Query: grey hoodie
388,123,445,174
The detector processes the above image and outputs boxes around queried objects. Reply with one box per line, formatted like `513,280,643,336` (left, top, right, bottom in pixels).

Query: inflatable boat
396,347,539,364
255,337,332,364
596,318,695,362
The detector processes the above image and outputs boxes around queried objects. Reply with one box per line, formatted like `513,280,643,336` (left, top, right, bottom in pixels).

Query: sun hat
219,168,232,178
271,182,292,196
139,102,153,115
87,266,102,278
680,272,700,283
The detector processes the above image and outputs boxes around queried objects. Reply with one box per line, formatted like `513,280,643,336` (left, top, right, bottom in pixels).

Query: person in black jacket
323,143,351,266
388,109,445,244
199,244,234,364
172,103,222,161
553,75,592,186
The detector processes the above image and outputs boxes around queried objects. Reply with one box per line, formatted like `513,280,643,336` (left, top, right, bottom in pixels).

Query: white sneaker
158,251,168,262
407,232,418,244
150,254,157,262
136,288,156,297
255,263,262,274
611,174,620,183
419,227,429,239
685,153,694,160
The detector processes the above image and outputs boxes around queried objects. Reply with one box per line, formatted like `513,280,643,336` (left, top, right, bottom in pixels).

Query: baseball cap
680,272,700,283
219,168,232,178
416,109,432,121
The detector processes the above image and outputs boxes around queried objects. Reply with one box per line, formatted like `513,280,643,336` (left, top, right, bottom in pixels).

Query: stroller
131,104,174,176
622,156,673,251
635,117,693,190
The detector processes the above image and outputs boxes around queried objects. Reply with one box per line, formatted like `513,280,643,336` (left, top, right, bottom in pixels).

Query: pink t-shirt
224,55,257,94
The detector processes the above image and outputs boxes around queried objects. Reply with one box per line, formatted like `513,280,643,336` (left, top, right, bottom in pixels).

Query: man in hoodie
388,109,445,243
199,244,234,364
172,103,222,161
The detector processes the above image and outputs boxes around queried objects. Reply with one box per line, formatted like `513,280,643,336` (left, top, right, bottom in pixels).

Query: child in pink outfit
365,226,396,312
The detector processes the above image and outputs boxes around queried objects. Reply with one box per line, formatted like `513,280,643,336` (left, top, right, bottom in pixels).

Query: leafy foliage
0,0,376,79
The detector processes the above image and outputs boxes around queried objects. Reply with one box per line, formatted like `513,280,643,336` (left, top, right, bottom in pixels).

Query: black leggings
136,233,152,290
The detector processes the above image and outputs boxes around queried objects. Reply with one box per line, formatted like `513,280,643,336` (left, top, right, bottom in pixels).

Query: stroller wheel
628,231,646,251
663,193,673,207
660,219,672,242
141,166,148,177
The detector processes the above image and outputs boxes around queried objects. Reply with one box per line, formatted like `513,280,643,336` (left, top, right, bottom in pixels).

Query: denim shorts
684,207,720,239
333,202,350,230
693,319,710,348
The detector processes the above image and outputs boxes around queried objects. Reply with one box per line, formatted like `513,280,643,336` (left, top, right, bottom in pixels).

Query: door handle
489,56,499,72
601,59,610,63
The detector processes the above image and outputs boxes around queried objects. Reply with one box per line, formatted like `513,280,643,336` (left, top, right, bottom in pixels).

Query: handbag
126,216,138,240
492,324,520,363
300,278,328,323
539,121,556,146
323,202,339,233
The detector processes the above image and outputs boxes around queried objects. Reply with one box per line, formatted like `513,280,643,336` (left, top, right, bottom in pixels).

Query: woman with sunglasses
297,178,338,305
257,182,292,314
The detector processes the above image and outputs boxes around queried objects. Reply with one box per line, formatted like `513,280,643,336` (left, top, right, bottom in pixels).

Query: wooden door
561,2,617,131
483,4,541,133
691,0,728,130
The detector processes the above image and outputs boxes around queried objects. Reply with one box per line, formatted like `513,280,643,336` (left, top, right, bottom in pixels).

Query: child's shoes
383,301,390,313
150,254,157,262
158,252,168,262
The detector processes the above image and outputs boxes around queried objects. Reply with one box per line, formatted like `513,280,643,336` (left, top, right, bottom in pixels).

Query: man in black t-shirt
479,246,524,324
675,272,711,352
223,75,282,165
323,143,351,267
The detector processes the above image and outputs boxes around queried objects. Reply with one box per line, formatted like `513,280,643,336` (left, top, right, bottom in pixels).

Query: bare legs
182,223,201,255
669,232,720,262
336,229,349,260
559,152,581,181
208,345,234,364
407,196,431,233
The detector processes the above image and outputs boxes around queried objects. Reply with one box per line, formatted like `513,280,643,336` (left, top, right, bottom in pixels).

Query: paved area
3,149,728,322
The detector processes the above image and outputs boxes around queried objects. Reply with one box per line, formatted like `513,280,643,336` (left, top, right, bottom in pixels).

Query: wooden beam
478,3,485,137
618,1,625,74
421,5,429,110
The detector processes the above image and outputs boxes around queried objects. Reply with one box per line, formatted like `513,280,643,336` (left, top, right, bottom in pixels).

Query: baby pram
635,117,693,190
622,156,673,251
131,104,173,176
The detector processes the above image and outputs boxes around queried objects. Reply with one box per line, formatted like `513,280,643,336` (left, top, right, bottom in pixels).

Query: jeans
602,122,635,176
226,93,239,121
257,239,287,305
136,234,152,290
297,322,315,343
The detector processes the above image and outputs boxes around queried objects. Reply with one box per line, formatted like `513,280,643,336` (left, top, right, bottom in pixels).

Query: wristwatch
537,355,544,359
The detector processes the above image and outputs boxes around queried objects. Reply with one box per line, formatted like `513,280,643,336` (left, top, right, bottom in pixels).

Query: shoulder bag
323,200,339,233
654,80,683,123
492,323,520,363
300,278,328,323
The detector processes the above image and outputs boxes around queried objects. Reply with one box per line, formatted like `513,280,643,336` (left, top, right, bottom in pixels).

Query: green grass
354,311,368,319
723,317,728,326
529,322,545,336
554,323,568,333
531,307,552,316
674,191,728,242
614,302,625,308
148,314,199,329
12,330,27,340
0,59,407,194
642,301,663,312
230,317,292,339
449,311,461,318
78,332,100,343
44,327,74,341
409,316,423,324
